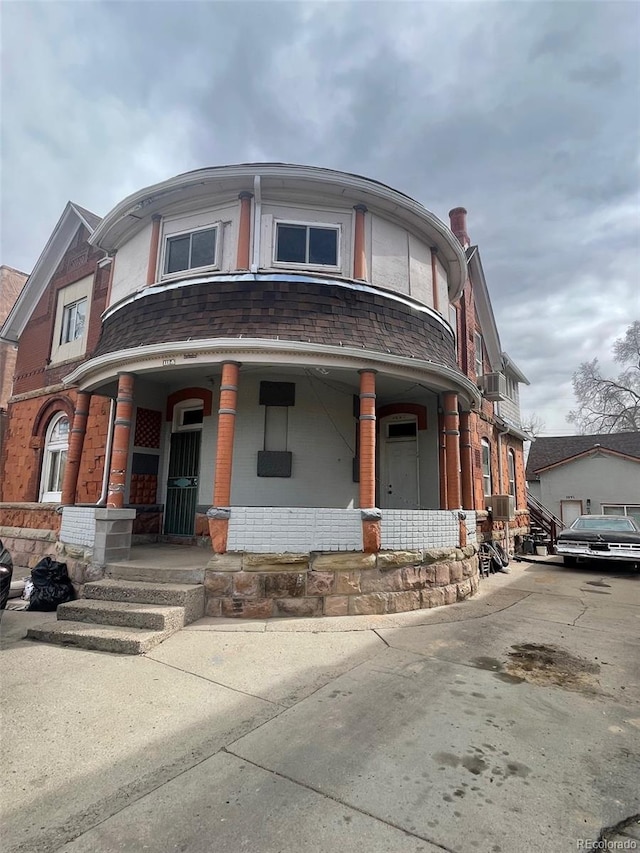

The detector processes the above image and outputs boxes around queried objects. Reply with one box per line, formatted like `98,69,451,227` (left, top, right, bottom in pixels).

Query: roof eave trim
88,164,468,298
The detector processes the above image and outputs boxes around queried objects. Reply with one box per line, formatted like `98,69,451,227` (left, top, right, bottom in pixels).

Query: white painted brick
60,507,97,548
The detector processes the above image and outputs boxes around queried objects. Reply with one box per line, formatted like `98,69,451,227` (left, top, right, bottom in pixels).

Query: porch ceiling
83,362,452,406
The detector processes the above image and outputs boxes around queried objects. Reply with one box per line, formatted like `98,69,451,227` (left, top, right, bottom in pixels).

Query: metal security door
164,431,201,535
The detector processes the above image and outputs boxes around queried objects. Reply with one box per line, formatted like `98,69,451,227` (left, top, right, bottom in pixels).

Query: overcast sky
2,1,638,434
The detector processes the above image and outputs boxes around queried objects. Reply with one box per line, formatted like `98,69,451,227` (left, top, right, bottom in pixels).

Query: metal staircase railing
527,493,565,549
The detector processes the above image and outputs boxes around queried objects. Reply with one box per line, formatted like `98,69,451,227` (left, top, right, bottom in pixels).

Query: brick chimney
448,207,470,249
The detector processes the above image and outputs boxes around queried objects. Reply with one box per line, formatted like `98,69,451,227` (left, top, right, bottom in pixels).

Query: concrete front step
84,579,205,625
57,599,185,631
26,621,171,655
106,564,205,585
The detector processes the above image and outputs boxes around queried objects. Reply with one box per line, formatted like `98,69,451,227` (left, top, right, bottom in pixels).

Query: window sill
160,265,220,283
270,261,342,276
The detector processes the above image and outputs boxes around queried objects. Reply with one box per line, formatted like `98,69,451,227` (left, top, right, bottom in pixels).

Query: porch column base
209,519,228,554
93,508,136,566
361,509,381,553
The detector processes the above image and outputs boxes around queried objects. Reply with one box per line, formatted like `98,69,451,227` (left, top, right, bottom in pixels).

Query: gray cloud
1,0,638,434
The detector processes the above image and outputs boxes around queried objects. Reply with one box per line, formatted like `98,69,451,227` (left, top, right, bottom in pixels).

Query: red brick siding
1,392,110,503
13,230,107,396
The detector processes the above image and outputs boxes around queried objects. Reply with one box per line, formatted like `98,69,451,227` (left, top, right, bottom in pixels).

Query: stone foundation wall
0,525,58,571
204,545,479,618
476,509,529,552
54,541,104,597
0,524,102,595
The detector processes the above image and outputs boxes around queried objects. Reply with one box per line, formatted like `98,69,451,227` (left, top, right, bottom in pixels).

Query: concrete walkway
1,558,639,853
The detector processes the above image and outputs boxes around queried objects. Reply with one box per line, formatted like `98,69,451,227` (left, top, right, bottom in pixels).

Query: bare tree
520,412,546,438
567,321,640,433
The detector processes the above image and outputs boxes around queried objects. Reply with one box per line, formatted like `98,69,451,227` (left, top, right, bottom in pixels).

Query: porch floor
119,544,212,569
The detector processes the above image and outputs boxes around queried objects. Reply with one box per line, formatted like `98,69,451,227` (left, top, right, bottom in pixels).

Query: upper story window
60,298,87,344
474,332,484,378
164,226,218,275
50,275,93,365
481,439,492,496
508,449,516,497
505,375,518,401
274,222,339,268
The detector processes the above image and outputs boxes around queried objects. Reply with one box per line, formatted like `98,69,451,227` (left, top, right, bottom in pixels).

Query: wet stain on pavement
505,643,601,693
474,644,602,693
580,588,611,594
473,656,503,671
462,755,487,775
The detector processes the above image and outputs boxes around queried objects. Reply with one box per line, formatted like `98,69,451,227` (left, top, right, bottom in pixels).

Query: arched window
481,439,492,497
508,449,516,498
40,413,69,502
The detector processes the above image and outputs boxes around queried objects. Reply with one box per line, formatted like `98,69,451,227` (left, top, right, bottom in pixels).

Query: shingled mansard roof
526,432,640,481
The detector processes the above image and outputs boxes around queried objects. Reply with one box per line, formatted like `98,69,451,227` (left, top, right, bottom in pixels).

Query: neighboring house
0,264,29,483
526,433,640,527
0,164,529,618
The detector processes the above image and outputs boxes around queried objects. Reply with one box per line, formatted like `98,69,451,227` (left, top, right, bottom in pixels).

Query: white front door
561,500,582,526
381,416,419,509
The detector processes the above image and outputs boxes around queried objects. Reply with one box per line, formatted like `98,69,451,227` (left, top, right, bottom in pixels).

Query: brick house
0,264,28,485
0,165,529,619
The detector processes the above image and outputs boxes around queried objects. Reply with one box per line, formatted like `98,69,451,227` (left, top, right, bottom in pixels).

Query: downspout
497,419,510,558
251,174,262,273
96,397,116,505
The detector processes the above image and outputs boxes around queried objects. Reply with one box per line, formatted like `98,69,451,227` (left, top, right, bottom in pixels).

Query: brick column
107,373,135,509
359,369,380,552
61,391,91,505
459,410,474,509
438,409,447,509
146,214,162,286
353,204,368,280
443,392,461,510
209,362,240,553
236,192,253,270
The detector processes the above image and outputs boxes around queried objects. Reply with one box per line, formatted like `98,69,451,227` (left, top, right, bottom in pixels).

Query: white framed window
40,414,69,502
505,375,518,401
602,504,640,526
50,276,93,364
508,449,516,497
474,332,484,378
60,298,87,344
173,400,205,432
273,221,340,268
163,225,218,276
481,439,492,496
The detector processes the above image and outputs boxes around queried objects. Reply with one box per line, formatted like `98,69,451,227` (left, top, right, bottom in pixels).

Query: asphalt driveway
1,558,639,853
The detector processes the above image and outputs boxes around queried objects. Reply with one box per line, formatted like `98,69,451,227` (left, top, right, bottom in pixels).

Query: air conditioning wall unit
487,494,515,521
480,372,507,401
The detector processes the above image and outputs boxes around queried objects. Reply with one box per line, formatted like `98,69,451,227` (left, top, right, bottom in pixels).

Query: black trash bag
0,538,13,611
27,557,75,611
